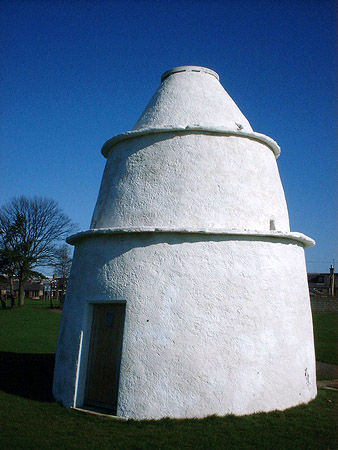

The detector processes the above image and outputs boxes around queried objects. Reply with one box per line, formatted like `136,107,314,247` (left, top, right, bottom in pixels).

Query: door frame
74,300,126,411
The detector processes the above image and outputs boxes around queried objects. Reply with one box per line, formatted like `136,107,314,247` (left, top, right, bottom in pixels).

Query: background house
308,266,337,297
0,276,68,302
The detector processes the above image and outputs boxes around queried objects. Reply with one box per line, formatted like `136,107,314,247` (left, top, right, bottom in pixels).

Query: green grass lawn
0,300,337,450
313,313,338,365
0,298,61,353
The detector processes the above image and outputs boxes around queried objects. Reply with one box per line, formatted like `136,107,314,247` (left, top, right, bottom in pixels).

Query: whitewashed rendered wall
53,232,316,419
91,134,290,232
53,66,316,419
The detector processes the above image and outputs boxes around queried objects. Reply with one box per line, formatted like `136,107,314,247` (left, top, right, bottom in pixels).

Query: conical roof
132,66,253,132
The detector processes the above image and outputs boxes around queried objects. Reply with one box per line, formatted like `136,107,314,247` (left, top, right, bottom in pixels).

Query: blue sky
1,0,336,273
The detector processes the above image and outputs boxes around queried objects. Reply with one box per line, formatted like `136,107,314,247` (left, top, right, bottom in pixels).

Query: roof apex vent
161,66,219,82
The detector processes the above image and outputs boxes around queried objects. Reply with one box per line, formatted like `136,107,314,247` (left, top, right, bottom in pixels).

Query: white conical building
53,66,316,419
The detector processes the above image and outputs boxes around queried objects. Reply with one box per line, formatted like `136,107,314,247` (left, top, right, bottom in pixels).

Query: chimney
329,264,335,297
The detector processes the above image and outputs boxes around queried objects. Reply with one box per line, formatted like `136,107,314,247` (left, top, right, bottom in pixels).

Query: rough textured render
53,65,317,419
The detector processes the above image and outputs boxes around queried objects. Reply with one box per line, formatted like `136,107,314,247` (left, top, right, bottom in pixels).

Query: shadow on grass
0,352,55,401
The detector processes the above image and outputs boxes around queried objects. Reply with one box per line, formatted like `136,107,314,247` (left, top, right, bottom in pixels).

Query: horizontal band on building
67,227,314,248
101,127,281,158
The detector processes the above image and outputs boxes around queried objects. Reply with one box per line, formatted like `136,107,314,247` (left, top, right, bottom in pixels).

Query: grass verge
313,313,338,365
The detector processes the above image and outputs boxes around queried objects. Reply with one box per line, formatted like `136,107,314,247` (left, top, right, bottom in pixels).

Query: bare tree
0,248,17,308
52,244,73,308
0,196,76,307
53,244,73,279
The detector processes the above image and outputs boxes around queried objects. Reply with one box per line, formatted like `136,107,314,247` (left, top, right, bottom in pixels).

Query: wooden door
84,303,126,413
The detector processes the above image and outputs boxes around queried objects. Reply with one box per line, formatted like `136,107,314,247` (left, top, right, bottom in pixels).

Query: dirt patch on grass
316,361,338,378
48,308,62,314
